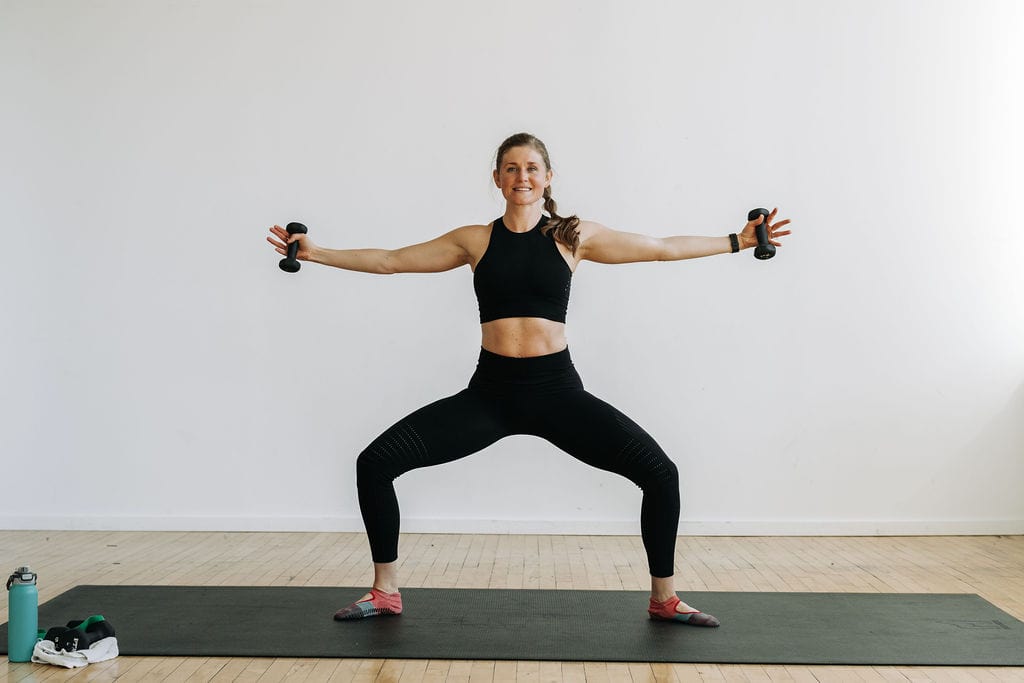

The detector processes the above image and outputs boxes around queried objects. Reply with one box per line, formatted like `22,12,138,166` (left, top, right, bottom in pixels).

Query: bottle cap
6,567,37,589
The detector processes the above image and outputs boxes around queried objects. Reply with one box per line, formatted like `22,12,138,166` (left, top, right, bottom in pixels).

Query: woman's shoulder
573,219,607,240
446,223,493,259
450,222,493,241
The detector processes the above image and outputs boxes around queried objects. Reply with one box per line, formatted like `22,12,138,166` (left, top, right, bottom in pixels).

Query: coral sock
333,587,403,621
648,595,720,627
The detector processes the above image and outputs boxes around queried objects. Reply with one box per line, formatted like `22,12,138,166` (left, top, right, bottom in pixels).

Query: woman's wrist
308,245,327,264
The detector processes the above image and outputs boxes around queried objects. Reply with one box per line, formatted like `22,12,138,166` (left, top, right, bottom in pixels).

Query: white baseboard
2,515,1022,536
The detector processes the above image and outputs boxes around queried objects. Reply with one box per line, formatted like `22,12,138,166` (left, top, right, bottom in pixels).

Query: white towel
31,636,119,668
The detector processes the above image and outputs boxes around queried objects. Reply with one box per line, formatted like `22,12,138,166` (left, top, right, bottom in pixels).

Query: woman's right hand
267,224,317,263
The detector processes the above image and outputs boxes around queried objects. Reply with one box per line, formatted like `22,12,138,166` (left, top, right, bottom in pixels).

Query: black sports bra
472,216,572,324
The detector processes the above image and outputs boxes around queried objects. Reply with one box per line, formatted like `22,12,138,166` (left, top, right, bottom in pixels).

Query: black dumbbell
748,208,775,260
279,222,307,272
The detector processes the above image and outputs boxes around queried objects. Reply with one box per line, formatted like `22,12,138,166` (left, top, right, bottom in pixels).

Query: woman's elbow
653,238,676,262
378,251,400,274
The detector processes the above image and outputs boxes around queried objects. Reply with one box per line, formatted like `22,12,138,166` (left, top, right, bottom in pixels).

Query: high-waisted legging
356,347,680,578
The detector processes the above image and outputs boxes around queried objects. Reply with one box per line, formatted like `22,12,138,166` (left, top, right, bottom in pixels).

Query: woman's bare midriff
480,318,568,358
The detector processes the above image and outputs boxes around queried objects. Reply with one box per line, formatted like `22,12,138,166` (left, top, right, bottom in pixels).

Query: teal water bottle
6,566,38,662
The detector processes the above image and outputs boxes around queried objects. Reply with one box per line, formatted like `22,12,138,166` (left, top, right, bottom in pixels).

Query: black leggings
356,347,681,578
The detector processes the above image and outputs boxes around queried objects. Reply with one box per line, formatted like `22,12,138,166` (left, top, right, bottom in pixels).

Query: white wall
2,0,1022,535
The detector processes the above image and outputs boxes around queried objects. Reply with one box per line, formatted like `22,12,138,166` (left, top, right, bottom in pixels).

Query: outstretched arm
266,225,476,274
578,208,791,264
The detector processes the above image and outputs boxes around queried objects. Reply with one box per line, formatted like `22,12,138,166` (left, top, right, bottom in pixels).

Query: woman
266,133,791,626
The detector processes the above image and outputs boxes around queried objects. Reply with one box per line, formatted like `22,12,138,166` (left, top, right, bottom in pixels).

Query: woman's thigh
359,388,511,479
527,390,678,487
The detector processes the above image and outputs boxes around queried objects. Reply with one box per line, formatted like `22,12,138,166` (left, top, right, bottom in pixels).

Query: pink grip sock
333,587,403,621
648,595,720,627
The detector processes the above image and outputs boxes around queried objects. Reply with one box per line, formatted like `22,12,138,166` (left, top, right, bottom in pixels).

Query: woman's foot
648,595,720,627
333,587,403,620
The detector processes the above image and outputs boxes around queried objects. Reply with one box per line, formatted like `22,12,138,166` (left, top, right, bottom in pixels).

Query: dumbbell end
749,207,774,260
279,222,307,272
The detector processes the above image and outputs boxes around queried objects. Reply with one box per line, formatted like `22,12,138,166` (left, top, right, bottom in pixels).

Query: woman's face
493,146,552,206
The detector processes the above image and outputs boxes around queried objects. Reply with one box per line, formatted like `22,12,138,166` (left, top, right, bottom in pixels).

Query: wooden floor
2,531,1023,682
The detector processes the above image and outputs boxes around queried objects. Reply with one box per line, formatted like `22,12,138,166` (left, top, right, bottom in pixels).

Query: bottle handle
6,569,36,590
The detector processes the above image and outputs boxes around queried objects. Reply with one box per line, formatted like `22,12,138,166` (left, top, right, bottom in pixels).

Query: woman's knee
642,454,678,492
357,419,431,486
616,432,678,490
355,447,389,488
660,457,679,486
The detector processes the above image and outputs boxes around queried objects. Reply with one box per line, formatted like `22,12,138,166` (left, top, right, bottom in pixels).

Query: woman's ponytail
541,186,581,256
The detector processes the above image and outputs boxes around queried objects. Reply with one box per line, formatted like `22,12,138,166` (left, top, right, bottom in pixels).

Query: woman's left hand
739,208,791,250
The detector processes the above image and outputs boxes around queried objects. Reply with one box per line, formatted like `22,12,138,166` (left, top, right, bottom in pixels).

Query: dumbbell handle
279,222,308,273
748,208,775,260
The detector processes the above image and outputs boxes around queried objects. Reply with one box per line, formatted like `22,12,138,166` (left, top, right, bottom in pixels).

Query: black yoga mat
3,586,1023,665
